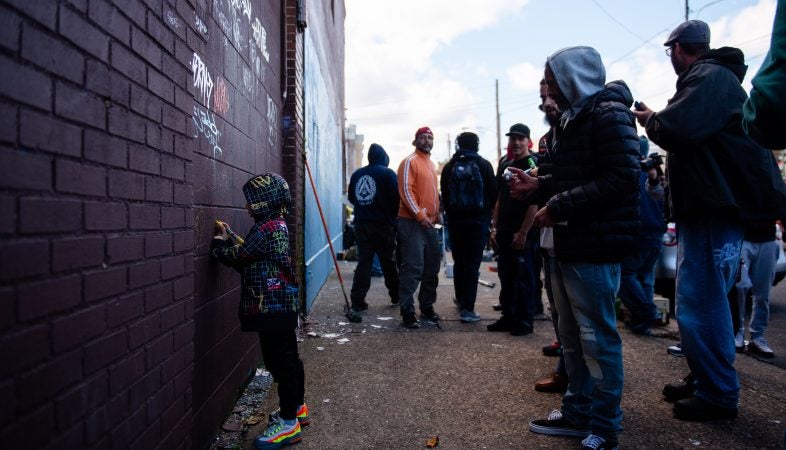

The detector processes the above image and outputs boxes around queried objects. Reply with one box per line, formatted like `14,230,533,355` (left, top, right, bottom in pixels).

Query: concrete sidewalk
236,259,786,449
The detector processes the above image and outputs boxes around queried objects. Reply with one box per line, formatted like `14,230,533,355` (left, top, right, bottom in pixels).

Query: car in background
653,222,786,314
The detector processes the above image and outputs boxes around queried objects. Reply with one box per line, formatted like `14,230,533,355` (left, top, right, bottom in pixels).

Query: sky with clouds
344,0,777,169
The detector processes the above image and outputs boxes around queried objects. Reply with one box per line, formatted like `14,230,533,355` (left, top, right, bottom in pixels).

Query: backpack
448,157,484,212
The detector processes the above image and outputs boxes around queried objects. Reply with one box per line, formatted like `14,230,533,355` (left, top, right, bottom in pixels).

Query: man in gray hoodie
509,47,640,450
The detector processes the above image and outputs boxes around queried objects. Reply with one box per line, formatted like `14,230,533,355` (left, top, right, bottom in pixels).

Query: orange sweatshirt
397,149,440,222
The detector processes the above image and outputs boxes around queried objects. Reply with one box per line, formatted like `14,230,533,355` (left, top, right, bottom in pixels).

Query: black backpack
448,157,484,212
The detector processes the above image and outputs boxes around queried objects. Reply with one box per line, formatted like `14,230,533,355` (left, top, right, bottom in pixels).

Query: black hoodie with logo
348,143,399,226
645,47,786,223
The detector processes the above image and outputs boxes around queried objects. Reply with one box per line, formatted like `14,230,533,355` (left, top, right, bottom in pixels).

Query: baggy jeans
676,219,742,408
551,259,623,442
736,240,777,340
397,218,441,316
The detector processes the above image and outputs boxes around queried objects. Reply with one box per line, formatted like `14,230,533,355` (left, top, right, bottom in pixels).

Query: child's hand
214,221,230,240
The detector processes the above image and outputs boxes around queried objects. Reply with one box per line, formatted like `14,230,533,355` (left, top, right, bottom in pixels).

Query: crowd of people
209,8,786,450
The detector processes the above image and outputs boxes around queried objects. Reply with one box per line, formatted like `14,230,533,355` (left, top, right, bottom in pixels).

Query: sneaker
734,331,745,354
528,410,590,437
390,296,399,305
581,434,618,450
402,313,420,329
492,303,503,311
510,324,533,336
542,341,562,357
667,343,684,357
748,337,774,358
534,372,568,393
269,404,310,427
662,372,695,402
459,309,481,323
624,320,653,336
420,309,441,323
487,318,513,332
673,396,738,421
533,313,550,321
253,416,302,449
352,302,369,312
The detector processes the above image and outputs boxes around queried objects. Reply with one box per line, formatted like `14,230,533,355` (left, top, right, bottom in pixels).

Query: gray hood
546,46,606,126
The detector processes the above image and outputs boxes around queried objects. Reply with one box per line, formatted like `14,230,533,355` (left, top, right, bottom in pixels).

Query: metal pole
495,79,501,161
685,0,689,20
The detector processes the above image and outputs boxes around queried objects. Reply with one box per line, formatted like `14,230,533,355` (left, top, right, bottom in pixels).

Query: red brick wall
0,0,306,448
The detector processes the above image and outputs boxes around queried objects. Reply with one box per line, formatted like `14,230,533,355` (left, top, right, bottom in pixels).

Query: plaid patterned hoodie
211,173,299,331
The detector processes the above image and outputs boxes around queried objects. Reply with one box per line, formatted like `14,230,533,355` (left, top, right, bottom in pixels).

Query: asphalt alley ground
231,259,786,449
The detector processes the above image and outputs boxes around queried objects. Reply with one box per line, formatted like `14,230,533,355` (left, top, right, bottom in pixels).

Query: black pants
496,230,537,327
448,219,489,312
259,329,305,420
350,221,399,307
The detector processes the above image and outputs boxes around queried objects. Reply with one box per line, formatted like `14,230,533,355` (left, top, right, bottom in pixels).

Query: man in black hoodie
440,132,497,323
634,20,786,423
347,143,400,311
509,47,640,450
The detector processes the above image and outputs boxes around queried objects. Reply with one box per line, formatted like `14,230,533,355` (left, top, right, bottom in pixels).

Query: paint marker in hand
215,220,245,244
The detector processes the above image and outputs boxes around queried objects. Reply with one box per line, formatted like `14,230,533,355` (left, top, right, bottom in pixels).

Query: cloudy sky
344,0,777,169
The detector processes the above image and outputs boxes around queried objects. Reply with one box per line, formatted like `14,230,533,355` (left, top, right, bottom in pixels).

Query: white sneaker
734,331,745,353
748,337,774,358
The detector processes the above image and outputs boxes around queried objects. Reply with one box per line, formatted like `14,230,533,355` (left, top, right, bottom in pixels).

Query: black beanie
456,132,479,151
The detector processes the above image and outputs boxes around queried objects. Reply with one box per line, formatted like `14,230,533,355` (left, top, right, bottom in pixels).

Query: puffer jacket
538,47,640,263
646,47,786,223
211,173,299,331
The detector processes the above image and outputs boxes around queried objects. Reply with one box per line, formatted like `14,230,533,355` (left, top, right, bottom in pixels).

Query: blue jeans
551,259,623,442
618,247,661,325
736,240,777,340
676,219,742,409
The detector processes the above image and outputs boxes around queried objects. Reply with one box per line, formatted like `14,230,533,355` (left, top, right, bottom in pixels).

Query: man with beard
396,127,442,328
509,47,640,450
633,20,786,421
486,123,538,335
532,79,569,394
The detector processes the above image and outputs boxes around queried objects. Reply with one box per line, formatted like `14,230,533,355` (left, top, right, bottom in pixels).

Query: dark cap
664,20,710,46
456,132,479,151
505,123,530,138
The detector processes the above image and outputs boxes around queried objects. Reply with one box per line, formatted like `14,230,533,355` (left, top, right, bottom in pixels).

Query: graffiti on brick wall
195,0,209,39
193,105,222,158
165,9,180,29
212,0,270,79
230,0,252,21
214,76,229,116
267,94,278,149
195,15,208,36
251,18,270,63
242,66,255,98
191,53,213,109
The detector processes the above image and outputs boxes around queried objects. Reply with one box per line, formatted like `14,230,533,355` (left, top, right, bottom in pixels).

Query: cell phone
524,168,534,176
634,101,644,111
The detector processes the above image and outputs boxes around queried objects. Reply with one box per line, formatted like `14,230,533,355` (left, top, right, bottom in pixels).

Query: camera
640,153,664,173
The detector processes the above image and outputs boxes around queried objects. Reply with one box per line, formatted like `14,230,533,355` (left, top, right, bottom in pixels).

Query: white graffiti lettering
229,0,252,21
267,94,278,149
249,38,262,78
195,15,208,36
242,66,255,98
191,53,213,109
252,18,270,63
165,10,180,29
193,104,223,158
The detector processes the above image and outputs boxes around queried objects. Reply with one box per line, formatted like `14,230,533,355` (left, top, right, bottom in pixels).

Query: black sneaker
390,296,399,305
492,303,503,311
528,410,590,437
662,372,695,402
673,396,738,421
581,434,618,450
401,313,420,329
352,302,369,311
510,324,533,336
420,309,440,324
487,318,513,332
667,342,684,357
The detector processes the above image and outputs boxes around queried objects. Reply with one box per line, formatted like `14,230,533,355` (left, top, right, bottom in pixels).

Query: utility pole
447,133,451,158
495,79,501,162
685,0,689,20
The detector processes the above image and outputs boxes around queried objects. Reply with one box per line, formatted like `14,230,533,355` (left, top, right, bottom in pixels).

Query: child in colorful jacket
211,173,307,450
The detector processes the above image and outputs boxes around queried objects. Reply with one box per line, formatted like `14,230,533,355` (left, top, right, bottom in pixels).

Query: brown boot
534,372,568,393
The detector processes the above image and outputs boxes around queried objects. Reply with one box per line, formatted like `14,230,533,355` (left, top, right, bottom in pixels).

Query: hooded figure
348,143,399,226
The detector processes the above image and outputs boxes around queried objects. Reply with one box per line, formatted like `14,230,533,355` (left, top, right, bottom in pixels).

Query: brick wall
0,0,326,448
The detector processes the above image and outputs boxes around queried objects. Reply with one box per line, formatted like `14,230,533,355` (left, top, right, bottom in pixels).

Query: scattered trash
221,421,243,432
245,415,262,426
338,321,349,325
296,337,304,343
426,436,440,448
323,399,331,403
322,333,342,339
689,439,701,446
371,324,382,329
317,347,325,351
307,331,319,337
337,338,350,344
377,317,394,321
255,369,270,377
232,406,245,413
491,344,505,349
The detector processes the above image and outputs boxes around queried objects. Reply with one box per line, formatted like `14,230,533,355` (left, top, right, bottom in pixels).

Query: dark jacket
637,171,666,249
537,77,640,263
211,174,299,331
646,47,786,223
440,148,497,223
348,144,399,226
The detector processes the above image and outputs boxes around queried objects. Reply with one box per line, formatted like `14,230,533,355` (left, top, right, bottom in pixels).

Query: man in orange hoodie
397,126,442,328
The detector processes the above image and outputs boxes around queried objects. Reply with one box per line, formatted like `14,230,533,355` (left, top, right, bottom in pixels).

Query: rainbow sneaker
269,404,310,427
253,416,302,449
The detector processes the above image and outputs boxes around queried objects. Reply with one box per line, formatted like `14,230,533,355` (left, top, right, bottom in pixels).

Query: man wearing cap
440,132,497,323
634,20,786,421
396,127,442,328
487,124,539,336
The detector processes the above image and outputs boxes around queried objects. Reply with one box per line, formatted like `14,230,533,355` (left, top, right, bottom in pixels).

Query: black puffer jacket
538,81,641,263
646,47,786,223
